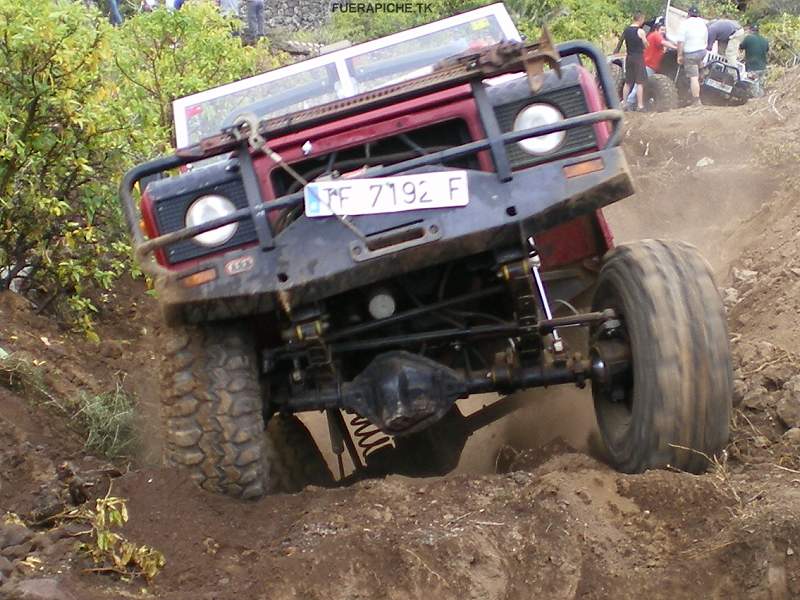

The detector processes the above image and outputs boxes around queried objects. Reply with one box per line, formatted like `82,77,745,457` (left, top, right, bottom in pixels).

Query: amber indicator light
180,268,217,288
563,158,604,179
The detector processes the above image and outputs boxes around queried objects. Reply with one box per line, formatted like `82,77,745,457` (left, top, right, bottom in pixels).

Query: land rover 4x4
121,4,732,498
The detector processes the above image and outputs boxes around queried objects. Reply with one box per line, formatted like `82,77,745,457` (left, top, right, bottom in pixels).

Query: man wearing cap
676,5,708,106
707,18,746,64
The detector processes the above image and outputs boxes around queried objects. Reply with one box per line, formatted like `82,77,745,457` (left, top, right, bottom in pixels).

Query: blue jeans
108,0,123,25
246,0,264,38
626,66,655,106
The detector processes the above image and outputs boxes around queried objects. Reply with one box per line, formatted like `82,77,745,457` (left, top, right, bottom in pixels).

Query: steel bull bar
119,41,628,310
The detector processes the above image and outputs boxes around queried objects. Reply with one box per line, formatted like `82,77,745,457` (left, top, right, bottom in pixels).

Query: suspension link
498,259,542,359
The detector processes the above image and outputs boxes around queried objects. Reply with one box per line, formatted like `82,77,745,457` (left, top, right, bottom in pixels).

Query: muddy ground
3,73,800,599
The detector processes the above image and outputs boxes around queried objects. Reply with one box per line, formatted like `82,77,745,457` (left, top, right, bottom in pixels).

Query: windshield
172,3,520,150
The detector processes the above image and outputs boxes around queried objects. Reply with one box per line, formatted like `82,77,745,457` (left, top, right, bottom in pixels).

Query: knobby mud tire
160,323,270,499
645,74,679,112
160,323,331,498
609,62,625,101
591,240,732,474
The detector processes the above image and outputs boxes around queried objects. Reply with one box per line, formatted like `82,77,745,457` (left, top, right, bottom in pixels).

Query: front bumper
157,146,632,316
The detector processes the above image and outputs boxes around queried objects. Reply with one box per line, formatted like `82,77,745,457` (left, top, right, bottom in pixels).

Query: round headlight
513,103,566,155
185,195,238,247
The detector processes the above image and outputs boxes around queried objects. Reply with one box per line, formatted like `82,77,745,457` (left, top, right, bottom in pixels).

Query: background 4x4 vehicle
121,4,732,499
608,0,755,110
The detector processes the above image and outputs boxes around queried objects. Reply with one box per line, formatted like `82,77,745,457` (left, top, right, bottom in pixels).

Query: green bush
619,0,740,20
0,0,283,335
746,0,800,19
0,0,131,327
548,0,625,50
111,3,282,155
759,14,800,67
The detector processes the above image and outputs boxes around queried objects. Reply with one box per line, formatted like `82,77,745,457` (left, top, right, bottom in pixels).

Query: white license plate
304,171,469,218
705,78,732,94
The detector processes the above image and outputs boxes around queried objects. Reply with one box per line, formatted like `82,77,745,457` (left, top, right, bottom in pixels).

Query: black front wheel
591,240,732,474
645,74,679,112
160,322,332,498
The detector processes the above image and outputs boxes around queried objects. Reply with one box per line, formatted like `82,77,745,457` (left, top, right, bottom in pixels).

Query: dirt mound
4,72,800,599
7,450,787,600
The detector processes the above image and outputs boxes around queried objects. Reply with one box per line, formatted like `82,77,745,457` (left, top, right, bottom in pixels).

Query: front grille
153,170,256,265
153,120,474,264
493,85,597,169
271,119,475,199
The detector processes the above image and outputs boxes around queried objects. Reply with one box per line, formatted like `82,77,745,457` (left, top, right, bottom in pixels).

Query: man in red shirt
645,22,677,71
626,22,677,107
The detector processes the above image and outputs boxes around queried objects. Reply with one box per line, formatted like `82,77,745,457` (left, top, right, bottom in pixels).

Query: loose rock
0,554,13,576
742,386,769,410
732,379,748,407
776,394,800,430
4,577,76,600
782,428,800,444
0,523,33,550
722,287,739,309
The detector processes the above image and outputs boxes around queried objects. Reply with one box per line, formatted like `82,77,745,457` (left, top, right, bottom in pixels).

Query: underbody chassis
120,29,732,495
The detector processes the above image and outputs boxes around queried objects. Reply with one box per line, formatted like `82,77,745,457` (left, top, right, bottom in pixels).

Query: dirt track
3,75,800,599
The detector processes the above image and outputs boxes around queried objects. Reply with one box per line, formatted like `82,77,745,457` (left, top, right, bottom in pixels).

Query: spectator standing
626,21,677,107
676,5,708,107
740,24,769,97
219,0,239,17
707,18,746,64
621,12,649,111
246,0,265,42
108,0,123,25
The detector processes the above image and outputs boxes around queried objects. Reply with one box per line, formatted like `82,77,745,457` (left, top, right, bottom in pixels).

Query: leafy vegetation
111,4,281,154
72,492,166,581
0,0,283,335
746,0,800,18
0,0,132,333
759,14,800,67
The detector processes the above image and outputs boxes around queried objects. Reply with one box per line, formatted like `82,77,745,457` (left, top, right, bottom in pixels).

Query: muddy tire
266,414,333,492
645,74,678,112
609,62,624,101
160,323,331,498
160,323,268,499
591,240,732,474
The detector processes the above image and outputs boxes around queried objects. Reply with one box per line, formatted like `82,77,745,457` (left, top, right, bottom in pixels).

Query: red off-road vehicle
121,4,732,498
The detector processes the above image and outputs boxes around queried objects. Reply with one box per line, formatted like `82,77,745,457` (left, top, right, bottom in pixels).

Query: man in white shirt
676,5,708,106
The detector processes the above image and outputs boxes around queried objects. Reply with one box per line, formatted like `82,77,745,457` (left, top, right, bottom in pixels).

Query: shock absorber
529,249,564,354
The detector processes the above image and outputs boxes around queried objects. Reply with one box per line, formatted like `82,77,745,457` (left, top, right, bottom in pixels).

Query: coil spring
349,413,391,458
